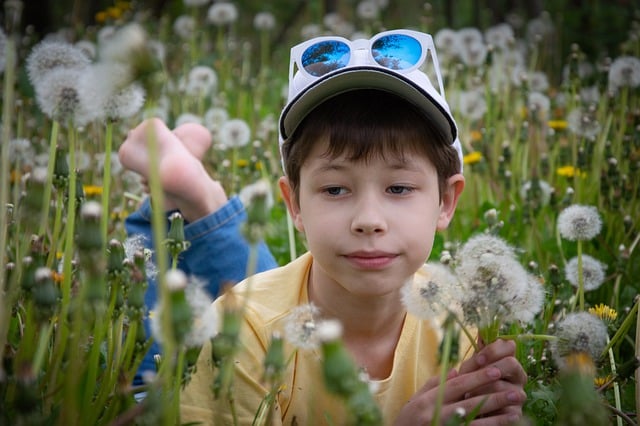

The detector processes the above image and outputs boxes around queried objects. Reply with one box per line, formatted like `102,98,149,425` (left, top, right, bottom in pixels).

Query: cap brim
279,66,457,143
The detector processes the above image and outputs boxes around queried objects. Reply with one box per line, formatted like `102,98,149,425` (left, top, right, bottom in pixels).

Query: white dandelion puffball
557,204,602,241
549,312,608,370
565,255,607,291
283,303,321,350
219,118,251,149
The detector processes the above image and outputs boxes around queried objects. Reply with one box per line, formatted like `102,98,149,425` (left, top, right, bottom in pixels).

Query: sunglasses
289,29,446,97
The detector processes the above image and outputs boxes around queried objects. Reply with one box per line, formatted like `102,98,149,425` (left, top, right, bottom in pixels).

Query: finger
455,388,526,420
440,366,503,403
469,411,522,426
459,339,516,374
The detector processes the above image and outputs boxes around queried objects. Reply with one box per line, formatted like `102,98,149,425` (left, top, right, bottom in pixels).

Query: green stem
0,33,17,368
172,349,187,424
602,297,639,355
499,333,558,342
101,120,114,247
32,322,54,373
605,336,623,426
431,320,453,426
39,120,60,237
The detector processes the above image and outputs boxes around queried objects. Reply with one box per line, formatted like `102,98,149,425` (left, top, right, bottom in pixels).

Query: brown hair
281,89,461,203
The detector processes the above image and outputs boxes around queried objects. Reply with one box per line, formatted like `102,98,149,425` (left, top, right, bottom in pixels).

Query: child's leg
119,118,228,222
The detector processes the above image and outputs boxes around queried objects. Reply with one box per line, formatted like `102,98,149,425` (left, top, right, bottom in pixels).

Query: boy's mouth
343,251,398,269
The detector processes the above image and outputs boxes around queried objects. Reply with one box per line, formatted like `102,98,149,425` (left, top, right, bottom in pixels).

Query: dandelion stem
39,120,59,236
101,120,114,246
431,319,453,426
499,333,558,342
0,32,17,371
602,297,638,355
605,335,623,426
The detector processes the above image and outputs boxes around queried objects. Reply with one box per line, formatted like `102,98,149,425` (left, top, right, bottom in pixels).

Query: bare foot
119,118,227,221
172,122,212,160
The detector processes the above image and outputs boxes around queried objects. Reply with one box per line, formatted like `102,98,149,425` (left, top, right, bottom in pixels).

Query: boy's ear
437,174,465,231
278,176,305,232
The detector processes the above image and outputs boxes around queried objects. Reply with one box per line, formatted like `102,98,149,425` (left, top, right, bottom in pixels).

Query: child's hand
394,339,526,425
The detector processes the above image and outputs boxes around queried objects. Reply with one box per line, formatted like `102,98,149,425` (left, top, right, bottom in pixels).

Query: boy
174,29,527,424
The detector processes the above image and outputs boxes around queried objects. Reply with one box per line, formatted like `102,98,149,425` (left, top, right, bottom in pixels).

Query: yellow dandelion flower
588,303,618,323
83,184,103,197
111,209,129,222
107,6,123,20
463,151,482,165
556,165,586,178
594,375,613,389
116,1,132,10
255,161,263,171
470,130,483,142
237,159,249,168
548,120,568,130
52,271,64,284
95,11,108,23
520,106,528,119
10,169,22,184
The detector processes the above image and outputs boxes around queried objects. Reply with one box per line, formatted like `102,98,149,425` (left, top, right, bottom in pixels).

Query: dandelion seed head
123,234,157,279
173,15,196,39
253,12,276,31
300,23,323,40
567,107,601,140
74,40,96,60
99,23,147,64
239,179,273,211
434,28,461,58
26,40,90,84
527,91,550,119
455,89,487,121
608,55,640,91
186,65,218,97
80,200,102,219
456,234,516,262
550,312,608,370
165,268,188,291
509,274,545,324
401,263,461,320
520,179,552,206
565,255,607,291
34,67,91,125
356,0,379,20
527,71,549,92
184,279,219,348
207,2,238,26
8,138,35,165
557,204,602,241
175,112,203,127
103,83,145,120
484,23,514,51
458,41,488,67
219,118,251,148
316,319,343,342
284,303,320,350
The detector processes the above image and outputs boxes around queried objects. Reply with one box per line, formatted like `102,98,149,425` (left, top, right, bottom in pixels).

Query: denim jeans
125,196,277,384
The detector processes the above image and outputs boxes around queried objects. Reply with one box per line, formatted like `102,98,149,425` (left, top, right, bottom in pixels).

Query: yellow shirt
181,252,470,425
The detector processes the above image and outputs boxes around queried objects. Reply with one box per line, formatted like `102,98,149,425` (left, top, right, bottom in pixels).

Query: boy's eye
388,185,412,194
324,186,346,196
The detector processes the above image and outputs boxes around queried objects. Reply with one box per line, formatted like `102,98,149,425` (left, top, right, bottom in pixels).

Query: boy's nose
350,200,387,234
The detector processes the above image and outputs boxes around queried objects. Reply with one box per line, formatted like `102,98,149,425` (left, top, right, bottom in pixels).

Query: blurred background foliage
9,0,638,74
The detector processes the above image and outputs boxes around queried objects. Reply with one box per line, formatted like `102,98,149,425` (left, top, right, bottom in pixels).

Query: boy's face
280,137,464,299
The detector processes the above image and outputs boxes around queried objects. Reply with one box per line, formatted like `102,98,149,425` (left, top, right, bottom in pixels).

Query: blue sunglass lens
372,34,422,70
301,40,350,76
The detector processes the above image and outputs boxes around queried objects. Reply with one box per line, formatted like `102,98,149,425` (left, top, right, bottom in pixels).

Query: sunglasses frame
289,29,446,98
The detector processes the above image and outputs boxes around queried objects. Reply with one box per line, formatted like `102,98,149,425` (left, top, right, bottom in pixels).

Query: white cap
279,48,463,170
